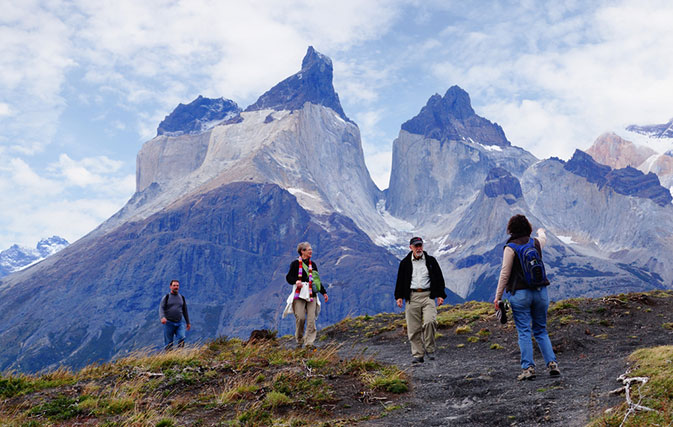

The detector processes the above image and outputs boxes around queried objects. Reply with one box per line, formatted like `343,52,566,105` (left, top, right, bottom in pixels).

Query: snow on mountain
0,236,69,277
626,118,673,139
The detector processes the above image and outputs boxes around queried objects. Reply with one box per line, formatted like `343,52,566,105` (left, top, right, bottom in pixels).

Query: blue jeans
509,287,557,369
164,320,186,350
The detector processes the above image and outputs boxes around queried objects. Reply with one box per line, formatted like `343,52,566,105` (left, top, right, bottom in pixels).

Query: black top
285,259,327,295
394,251,447,301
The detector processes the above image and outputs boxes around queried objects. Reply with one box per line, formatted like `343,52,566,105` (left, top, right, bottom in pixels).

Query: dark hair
507,214,532,237
170,279,180,285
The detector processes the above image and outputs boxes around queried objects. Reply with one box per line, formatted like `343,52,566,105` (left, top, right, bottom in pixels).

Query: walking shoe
412,356,424,364
426,353,435,361
517,366,536,381
548,361,561,377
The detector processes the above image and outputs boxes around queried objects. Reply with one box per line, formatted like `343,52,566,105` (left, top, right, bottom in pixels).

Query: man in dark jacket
395,237,447,363
159,279,191,350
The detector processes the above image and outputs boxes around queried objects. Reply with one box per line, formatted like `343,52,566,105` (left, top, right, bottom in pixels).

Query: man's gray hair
297,241,311,255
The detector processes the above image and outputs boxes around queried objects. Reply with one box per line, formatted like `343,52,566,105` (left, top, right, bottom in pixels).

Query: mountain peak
245,46,350,122
301,45,332,70
586,132,656,169
401,85,509,146
565,150,672,206
157,96,241,136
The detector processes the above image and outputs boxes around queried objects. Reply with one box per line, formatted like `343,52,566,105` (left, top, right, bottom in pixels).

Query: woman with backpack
494,214,560,380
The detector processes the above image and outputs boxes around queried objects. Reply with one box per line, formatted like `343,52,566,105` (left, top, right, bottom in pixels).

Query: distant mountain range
1,47,672,373
0,236,68,278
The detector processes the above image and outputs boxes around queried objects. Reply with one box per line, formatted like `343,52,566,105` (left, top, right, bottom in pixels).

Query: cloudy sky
1,0,672,249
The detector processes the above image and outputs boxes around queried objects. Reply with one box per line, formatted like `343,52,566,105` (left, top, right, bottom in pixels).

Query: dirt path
322,292,673,426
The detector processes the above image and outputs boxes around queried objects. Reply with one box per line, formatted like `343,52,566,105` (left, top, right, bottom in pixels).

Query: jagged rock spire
401,85,509,146
245,46,350,122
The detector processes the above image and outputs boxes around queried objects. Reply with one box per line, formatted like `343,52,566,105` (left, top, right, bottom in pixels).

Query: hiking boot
517,366,536,381
412,356,424,364
548,361,561,377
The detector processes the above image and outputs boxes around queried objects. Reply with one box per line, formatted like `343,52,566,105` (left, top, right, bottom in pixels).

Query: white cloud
0,103,11,116
428,0,673,158
0,152,134,248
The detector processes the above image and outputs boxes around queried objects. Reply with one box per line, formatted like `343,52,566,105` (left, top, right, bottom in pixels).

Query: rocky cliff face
521,157,673,286
564,150,671,207
385,124,534,222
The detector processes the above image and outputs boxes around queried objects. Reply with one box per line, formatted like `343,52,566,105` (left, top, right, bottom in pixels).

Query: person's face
301,246,313,259
410,243,423,258
170,281,180,293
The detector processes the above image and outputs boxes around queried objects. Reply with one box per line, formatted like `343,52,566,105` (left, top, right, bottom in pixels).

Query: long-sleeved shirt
494,229,547,302
159,292,190,324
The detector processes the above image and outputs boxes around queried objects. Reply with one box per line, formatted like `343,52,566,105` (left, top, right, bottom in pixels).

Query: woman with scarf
494,214,560,380
284,242,328,348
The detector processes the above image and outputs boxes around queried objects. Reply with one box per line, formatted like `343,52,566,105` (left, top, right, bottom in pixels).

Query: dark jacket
505,235,546,293
286,259,327,295
394,251,447,301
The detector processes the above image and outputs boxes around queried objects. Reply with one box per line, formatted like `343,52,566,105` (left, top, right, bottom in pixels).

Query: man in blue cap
395,236,447,363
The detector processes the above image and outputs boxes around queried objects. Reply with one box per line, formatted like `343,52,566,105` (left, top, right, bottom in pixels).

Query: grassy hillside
0,335,407,426
4,291,673,426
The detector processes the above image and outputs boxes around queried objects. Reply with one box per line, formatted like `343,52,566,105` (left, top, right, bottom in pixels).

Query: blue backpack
507,238,549,288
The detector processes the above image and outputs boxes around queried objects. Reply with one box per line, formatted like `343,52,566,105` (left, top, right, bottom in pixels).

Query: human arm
494,247,515,309
429,257,447,299
394,257,407,301
182,296,190,328
286,260,300,286
159,295,167,323
536,228,547,249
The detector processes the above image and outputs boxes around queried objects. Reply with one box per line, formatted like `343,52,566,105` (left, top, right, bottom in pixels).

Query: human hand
437,297,444,306
494,300,500,311
186,323,191,331
396,298,403,308
324,294,329,302
161,317,167,324
295,280,302,288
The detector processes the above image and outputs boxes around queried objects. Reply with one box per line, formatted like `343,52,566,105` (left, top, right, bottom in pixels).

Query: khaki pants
405,291,437,358
293,298,317,346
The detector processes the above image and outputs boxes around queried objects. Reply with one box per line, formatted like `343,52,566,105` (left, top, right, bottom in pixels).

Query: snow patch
287,188,320,200
557,235,575,245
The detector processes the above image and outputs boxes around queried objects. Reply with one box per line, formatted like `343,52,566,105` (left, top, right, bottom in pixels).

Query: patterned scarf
294,256,314,302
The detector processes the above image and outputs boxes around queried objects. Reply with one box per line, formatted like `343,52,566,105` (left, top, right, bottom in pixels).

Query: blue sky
1,0,672,249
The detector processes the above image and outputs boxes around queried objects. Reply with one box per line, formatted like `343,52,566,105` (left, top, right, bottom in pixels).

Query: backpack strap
163,293,185,311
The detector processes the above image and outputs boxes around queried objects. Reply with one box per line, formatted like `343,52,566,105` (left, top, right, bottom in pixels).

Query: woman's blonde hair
296,241,312,255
